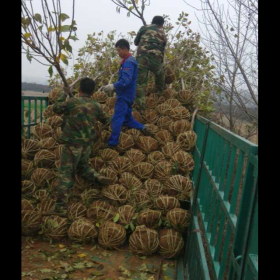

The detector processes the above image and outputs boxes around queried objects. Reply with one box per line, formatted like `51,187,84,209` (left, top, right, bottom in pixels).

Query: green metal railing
21,96,49,138
184,115,258,280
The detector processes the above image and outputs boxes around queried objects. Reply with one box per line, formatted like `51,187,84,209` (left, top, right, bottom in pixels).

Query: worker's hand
102,84,114,96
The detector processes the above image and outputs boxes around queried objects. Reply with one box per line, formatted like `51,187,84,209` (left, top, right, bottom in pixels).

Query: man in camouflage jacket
46,78,113,216
134,16,167,111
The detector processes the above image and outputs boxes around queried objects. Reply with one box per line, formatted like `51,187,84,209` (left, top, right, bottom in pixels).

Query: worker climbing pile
21,16,198,259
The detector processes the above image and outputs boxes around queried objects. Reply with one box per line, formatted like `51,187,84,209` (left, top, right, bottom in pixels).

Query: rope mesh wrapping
43,105,56,119
142,109,159,124
89,157,105,171
68,217,98,242
145,96,158,109
156,103,172,116
80,189,101,206
53,145,64,160
143,124,160,136
143,179,163,198
117,133,135,152
169,119,192,136
129,225,159,255
176,131,197,151
99,148,119,162
136,209,162,229
99,167,118,184
119,172,142,191
22,159,35,180
125,149,146,165
164,98,181,108
154,161,173,183
48,88,63,104
22,180,36,195
161,142,181,159
155,130,174,146
98,221,126,249
171,151,195,173
155,195,180,213
170,106,191,120
150,93,166,104
105,96,116,109
42,215,69,241
147,151,166,166
136,136,158,154
158,228,184,259
34,123,53,139
33,189,50,201
52,127,62,143
127,190,153,209
22,139,40,160
74,175,95,191
39,137,58,150
177,90,194,105
118,205,135,226
22,199,35,211
132,162,154,180
46,116,63,129
109,156,132,174
163,88,177,99
87,200,116,222
132,110,143,123
67,202,87,221
34,149,56,168
92,91,108,103
22,210,42,236
102,184,127,205
157,116,173,130
126,128,142,142
37,198,56,213
31,168,55,188
166,208,191,231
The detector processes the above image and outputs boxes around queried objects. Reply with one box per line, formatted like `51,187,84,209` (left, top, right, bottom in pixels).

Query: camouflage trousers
56,144,98,207
135,54,166,111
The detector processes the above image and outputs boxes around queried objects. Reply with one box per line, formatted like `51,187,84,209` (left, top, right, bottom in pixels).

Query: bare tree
184,0,258,140
21,0,79,96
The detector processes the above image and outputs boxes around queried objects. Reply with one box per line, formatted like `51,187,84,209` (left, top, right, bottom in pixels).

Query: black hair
79,77,95,95
115,39,130,50
152,16,164,26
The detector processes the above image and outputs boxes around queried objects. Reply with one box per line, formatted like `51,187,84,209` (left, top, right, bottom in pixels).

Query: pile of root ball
21,84,197,259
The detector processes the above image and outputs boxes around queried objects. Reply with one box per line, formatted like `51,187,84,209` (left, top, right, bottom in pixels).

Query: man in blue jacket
103,39,150,147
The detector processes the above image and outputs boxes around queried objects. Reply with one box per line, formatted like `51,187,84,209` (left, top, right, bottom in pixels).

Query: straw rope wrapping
118,205,136,226
153,161,173,183
170,106,191,120
166,208,191,231
176,131,197,151
54,160,61,169
39,137,58,150
155,130,174,147
99,148,119,162
42,216,69,241
37,198,56,213
143,179,163,198
46,116,63,129
125,149,146,165
105,96,117,110
157,116,173,131
52,127,62,143
145,95,158,109
164,175,193,201
132,110,144,123
22,180,37,195
119,172,143,191
136,136,158,154
161,142,181,159
142,109,159,124
147,151,166,166
163,88,177,99
80,188,101,206
92,91,108,104
117,133,135,153
155,196,180,213
129,225,159,255
34,149,56,168
99,167,118,184
150,93,166,104
156,103,173,116
164,98,181,108
89,157,105,171
22,199,35,211
22,139,40,160
68,218,98,242
101,184,127,205
146,84,156,94
177,90,194,105
101,130,111,143
158,228,184,259
137,209,162,229
98,221,126,249
48,88,63,104
109,156,132,174
43,105,56,119
171,151,195,173
34,123,53,139
127,189,153,209
53,145,64,161
31,168,55,188
67,202,87,221
126,129,142,142
143,124,160,136
74,175,95,191
22,159,35,180
87,200,116,223
33,189,50,201
169,119,192,136
132,162,154,180
21,210,42,236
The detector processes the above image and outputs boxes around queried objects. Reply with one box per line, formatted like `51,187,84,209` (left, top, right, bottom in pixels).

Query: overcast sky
22,0,203,84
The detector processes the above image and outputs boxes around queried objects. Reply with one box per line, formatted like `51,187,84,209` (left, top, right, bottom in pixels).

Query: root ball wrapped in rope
155,195,180,213
117,205,136,226
136,209,162,229
34,149,56,168
67,202,87,221
166,208,191,231
136,136,159,154
22,180,36,195
125,149,146,165
119,172,142,191
68,218,98,242
176,131,197,151
22,139,40,160
31,168,55,188
42,215,69,241
22,210,42,236
87,200,116,223
132,162,154,180
101,184,127,205
34,123,53,139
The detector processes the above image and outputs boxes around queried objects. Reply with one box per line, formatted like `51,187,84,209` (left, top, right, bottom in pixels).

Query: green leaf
48,66,53,77
22,17,31,26
34,13,42,23
40,268,53,273
60,25,71,32
113,213,120,223
26,47,32,63
47,26,56,32
60,53,68,65
60,13,70,22
64,39,72,53
24,33,32,39
129,222,135,231
124,224,129,229
69,35,79,41
96,222,100,227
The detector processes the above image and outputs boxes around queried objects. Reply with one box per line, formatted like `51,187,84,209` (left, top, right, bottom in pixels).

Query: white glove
102,84,114,95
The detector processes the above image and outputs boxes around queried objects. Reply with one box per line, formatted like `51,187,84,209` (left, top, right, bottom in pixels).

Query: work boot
41,204,67,217
95,175,114,186
141,127,152,137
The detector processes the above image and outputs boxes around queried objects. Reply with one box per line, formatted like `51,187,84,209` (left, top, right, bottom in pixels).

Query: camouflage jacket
134,24,167,59
53,93,110,146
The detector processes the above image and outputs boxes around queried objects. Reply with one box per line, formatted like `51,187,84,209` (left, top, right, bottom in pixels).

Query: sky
22,0,203,84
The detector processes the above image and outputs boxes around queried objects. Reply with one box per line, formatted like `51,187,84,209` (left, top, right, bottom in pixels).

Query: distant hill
22,82,52,93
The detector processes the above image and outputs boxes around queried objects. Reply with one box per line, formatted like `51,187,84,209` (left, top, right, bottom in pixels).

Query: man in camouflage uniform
45,78,113,216
134,16,167,111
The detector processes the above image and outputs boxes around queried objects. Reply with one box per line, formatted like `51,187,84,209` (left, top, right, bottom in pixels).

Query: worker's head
115,39,130,58
79,77,96,96
152,16,165,27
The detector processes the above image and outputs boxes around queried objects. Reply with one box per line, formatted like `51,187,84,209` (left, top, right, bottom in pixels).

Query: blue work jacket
113,55,138,104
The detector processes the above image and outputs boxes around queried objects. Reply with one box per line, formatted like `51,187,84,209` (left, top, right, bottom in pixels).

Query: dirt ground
21,236,177,280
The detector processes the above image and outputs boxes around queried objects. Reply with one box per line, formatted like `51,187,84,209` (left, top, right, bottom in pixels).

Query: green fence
21,96,49,138
184,115,258,280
